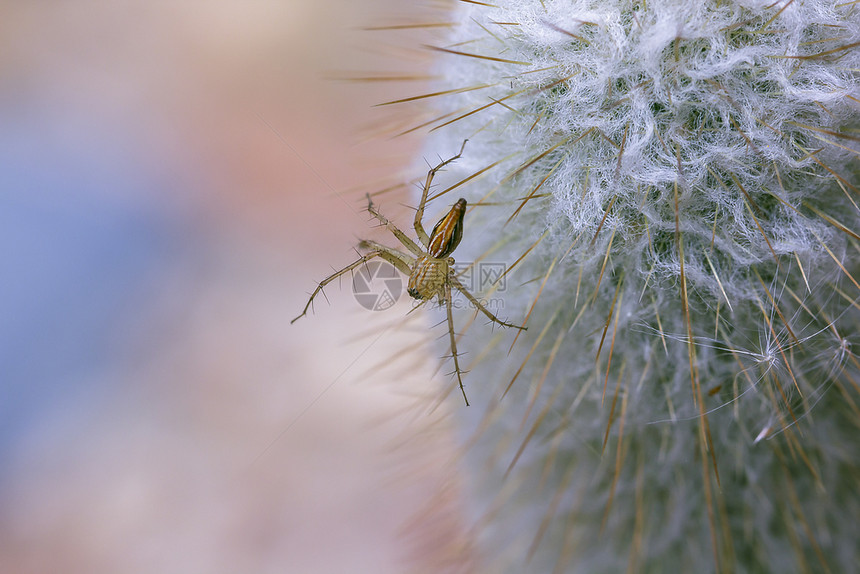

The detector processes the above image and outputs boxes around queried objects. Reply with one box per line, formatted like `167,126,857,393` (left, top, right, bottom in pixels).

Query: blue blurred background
0,2,469,572
0,106,183,470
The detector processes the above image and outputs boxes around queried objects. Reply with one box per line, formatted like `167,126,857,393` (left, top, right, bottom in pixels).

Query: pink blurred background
0,2,475,572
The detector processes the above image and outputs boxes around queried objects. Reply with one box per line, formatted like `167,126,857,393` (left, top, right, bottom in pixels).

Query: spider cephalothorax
292,143,525,405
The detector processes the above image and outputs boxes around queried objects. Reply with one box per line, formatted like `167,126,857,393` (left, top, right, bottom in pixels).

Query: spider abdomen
428,198,466,258
407,255,449,300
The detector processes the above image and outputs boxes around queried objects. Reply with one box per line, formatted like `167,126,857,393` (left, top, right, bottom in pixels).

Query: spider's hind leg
414,139,468,248
365,194,424,257
358,240,415,276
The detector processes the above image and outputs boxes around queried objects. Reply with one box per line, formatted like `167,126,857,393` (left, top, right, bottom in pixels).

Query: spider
291,141,526,405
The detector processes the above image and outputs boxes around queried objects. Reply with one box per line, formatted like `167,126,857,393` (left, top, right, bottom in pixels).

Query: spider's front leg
291,247,411,324
444,280,470,406
450,273,527,330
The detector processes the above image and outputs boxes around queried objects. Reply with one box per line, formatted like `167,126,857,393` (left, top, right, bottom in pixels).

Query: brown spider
291,142,526,405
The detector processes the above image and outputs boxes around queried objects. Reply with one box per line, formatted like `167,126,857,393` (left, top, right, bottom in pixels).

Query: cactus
386,0,860,572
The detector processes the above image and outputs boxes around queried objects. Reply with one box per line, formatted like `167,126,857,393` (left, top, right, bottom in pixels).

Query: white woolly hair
406,0,860,572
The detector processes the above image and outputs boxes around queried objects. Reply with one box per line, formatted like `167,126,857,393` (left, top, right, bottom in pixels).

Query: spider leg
365,195,424,257
450,274,527,330
358,240,415,275
414,140,468,248
292,250,391,324
445,280,470,406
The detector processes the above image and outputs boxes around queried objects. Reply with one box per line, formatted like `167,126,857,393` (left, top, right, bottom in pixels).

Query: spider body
427,197,465,258
407,254,449,300
292,142,525,405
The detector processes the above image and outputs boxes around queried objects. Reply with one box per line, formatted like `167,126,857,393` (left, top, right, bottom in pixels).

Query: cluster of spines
355,0,859,572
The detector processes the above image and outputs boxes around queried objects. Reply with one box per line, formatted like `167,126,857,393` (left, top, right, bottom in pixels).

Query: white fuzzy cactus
385,0,860,572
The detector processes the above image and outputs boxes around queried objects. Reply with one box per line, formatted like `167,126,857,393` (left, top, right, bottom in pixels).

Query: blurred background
0,1,474,572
